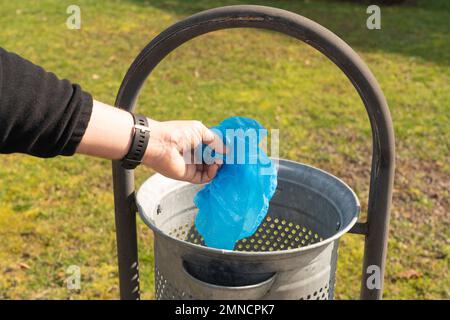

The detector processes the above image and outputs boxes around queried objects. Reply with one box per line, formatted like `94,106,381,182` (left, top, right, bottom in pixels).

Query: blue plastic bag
194,117,278,250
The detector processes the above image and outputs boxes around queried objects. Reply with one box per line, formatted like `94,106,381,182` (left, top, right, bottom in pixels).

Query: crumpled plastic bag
194,117,278,250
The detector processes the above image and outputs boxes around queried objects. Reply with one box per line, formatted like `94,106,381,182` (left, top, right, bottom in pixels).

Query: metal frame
112,5,395,300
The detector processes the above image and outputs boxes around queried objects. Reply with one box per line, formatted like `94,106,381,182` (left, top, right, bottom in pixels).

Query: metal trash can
136,159,359,299
111,5,395,300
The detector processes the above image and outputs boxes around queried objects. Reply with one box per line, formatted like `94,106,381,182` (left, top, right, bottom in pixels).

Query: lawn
0,0,448,299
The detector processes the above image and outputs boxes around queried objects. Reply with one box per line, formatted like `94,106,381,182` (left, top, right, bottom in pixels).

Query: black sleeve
0,47,93,158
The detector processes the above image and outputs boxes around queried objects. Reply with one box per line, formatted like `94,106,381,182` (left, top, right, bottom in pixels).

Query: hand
142,120,226,184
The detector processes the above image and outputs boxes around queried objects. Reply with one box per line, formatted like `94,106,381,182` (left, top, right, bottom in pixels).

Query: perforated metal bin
111,5,395,300
136,160,359,300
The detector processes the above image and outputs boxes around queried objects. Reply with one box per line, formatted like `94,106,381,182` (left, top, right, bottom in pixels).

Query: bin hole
183,260,275,287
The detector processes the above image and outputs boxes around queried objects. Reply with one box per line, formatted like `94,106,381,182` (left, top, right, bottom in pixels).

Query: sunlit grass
0,0,448,299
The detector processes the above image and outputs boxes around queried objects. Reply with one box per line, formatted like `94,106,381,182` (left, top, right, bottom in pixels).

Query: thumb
201,125,227,155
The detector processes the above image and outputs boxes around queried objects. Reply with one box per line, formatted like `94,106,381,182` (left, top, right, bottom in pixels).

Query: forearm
77,100,132,160
76,100,159,161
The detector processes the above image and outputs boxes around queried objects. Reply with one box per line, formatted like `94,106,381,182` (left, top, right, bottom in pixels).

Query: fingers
206,163,220,181
188,163,220,184
200,123,227,155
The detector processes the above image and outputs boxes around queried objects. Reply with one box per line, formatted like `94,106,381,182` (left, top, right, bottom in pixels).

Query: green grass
0,0,448,299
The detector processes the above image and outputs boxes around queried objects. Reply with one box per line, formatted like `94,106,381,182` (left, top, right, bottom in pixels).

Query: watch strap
121,114,150,170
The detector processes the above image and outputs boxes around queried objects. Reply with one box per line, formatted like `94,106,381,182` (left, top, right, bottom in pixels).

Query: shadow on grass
125,0,450,66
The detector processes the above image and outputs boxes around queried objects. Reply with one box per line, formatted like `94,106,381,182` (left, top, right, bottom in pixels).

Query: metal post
112,161,140,300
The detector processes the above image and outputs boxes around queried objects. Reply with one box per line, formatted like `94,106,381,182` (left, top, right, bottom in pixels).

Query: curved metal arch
112,5,395,300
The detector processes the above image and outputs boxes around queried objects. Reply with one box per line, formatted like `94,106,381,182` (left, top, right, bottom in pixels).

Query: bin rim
136,158,360,258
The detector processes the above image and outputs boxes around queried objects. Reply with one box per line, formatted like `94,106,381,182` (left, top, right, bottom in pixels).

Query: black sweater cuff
60,85,93,156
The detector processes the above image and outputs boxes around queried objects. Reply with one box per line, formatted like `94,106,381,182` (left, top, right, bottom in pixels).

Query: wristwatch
121,114,151,170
